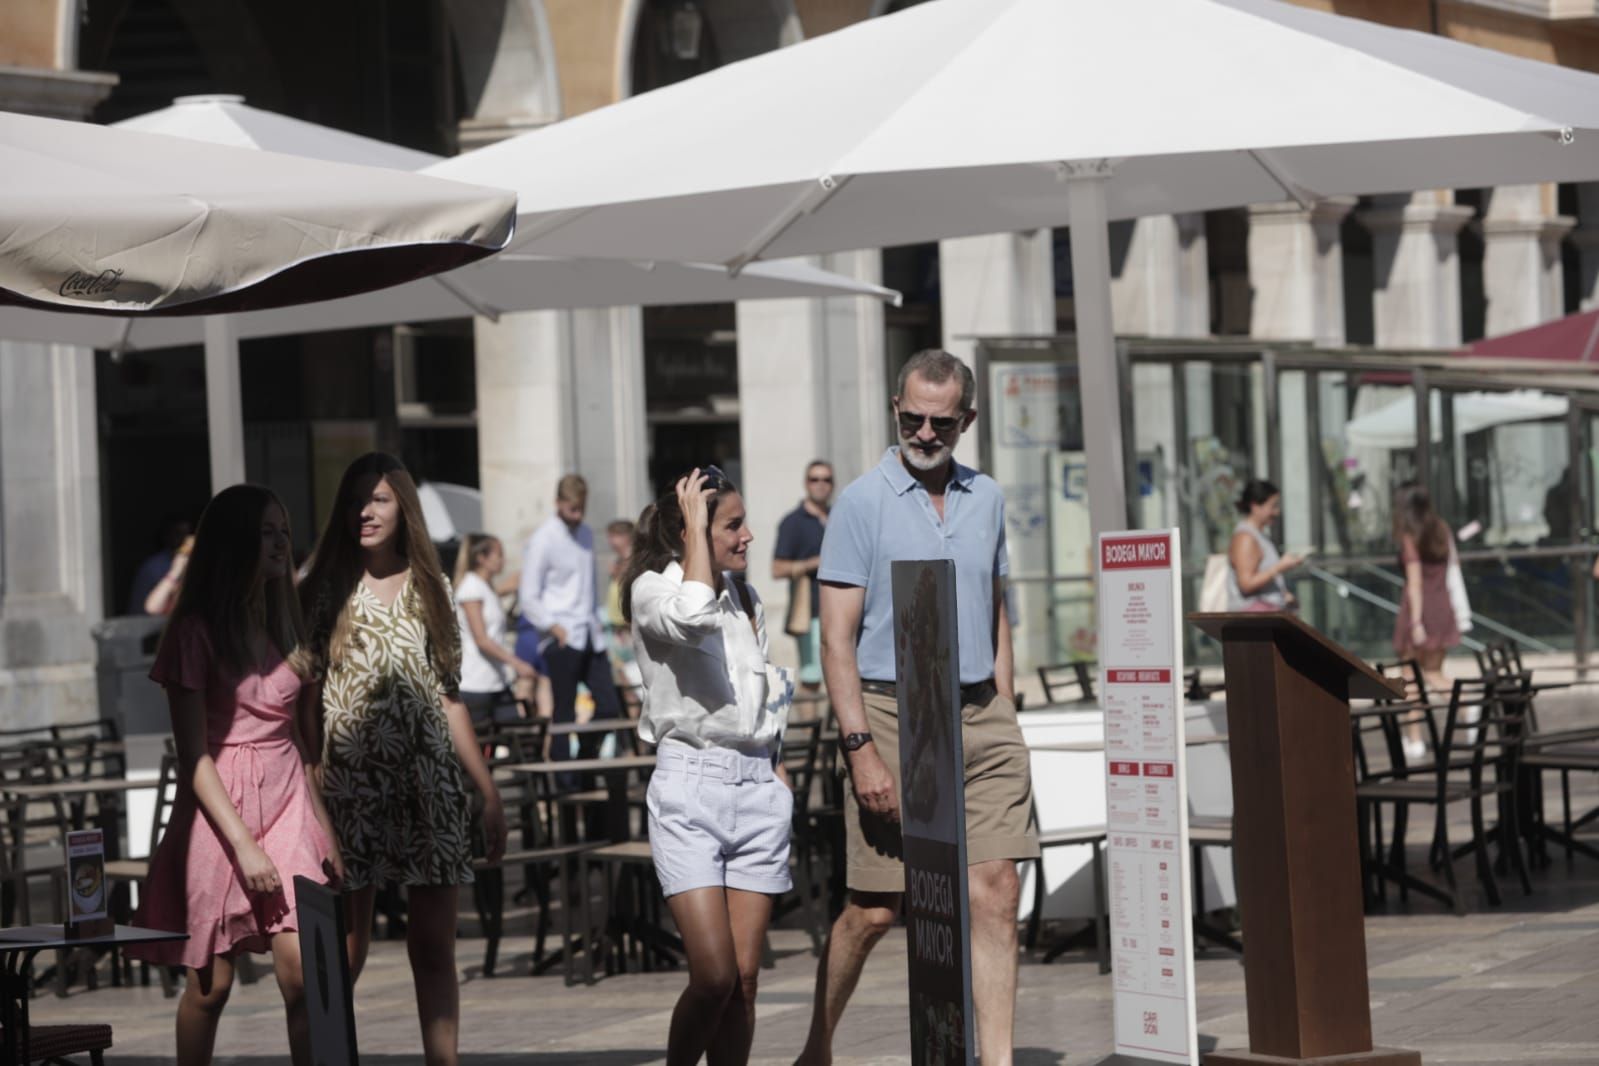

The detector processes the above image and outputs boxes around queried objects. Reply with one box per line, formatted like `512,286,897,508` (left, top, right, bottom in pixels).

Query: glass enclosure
975,338,1599,672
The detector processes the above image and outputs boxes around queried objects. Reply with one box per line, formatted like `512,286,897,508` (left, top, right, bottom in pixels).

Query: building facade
4,0,1599,724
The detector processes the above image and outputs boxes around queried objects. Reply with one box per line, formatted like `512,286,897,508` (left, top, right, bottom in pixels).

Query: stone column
1357,192,1474,349
938,232,1055,670
0,47,115,731
1480,183,1574,336
474,308,650,553
735,250,885,670
1110,214,1209,339
1574,184,1599,313
0,343,103,729
1247,198,1357,345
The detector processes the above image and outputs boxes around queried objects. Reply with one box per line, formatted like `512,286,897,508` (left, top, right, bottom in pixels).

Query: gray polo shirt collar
876,447,978,496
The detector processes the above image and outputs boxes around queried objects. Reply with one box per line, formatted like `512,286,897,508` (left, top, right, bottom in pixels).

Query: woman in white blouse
622,466,792,1066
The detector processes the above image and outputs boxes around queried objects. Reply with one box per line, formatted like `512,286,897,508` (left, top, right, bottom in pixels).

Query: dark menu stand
0,925,187,1064
1189,612,1419,1066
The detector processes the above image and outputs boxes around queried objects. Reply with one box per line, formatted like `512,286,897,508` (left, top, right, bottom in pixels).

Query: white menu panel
1098,531,1197,1065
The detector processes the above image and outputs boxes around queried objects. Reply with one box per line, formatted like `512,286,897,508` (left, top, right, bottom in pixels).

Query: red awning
1463,308,1599,363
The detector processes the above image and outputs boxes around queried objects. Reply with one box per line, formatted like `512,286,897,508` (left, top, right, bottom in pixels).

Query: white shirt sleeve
456,572,490,605
632,569,721,645
519,529,553,631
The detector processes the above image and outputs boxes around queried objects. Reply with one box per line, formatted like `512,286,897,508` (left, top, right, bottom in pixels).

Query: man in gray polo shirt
796,349,1038,1066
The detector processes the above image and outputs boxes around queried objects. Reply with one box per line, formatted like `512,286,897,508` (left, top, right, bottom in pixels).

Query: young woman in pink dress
129,484,341,1066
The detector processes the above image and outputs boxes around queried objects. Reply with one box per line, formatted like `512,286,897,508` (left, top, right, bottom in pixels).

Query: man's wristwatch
841,732,873,753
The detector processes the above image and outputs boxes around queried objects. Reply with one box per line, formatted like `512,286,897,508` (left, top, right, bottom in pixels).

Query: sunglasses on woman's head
897,410,963,434
700,465,731,490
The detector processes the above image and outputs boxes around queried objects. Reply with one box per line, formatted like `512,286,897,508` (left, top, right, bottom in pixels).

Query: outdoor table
0,924,185,1063
499,755,657,843
1021,701,1235,922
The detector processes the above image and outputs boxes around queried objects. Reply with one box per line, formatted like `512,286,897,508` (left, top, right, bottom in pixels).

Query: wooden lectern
1189,612,1418,1066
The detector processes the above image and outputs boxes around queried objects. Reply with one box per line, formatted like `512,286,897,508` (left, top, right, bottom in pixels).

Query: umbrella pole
1063,165,1130,536
203,316,246,495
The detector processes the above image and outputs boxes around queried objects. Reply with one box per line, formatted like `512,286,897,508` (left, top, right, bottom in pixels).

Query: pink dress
128,618,333,969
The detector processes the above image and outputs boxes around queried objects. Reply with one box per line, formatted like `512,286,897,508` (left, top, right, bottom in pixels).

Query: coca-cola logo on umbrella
58,268,125,299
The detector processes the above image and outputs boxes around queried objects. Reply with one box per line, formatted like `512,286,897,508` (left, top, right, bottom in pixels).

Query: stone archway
616,0,800,98
444,0,563,148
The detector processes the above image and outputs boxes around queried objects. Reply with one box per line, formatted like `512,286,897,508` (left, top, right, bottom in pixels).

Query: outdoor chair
0,1020,114,1064
1024,809,1108,971
1189,815,1241,954
104,752,179,996
1035,661,1096,706
774,720,834,955
580,840,674,981
1355,675,1532,913
468,717,596,978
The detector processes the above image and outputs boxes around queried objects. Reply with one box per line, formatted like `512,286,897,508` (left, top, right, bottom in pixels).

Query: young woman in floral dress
297,452,505,1066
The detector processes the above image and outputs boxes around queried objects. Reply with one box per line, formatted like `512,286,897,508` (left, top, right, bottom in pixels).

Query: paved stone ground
28,673,1599,1064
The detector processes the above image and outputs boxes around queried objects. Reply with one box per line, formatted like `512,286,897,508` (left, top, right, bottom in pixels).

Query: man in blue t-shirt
796,350,1038,1066
771,459,833,694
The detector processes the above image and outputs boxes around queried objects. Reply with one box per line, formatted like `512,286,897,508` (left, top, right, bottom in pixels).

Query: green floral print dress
319,577,474,889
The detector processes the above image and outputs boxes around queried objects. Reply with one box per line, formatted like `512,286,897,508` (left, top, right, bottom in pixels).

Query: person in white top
517,475,625,763
623,466,793,1066
452,533,548,728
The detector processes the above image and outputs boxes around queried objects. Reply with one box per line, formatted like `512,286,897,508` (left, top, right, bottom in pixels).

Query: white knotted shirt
632,562,789,756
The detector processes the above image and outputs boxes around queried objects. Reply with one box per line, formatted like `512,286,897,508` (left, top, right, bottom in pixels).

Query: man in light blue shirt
797,350,1038,1066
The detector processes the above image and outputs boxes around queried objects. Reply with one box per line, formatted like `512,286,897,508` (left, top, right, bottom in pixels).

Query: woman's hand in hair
676,468,715,532
676,469,717,590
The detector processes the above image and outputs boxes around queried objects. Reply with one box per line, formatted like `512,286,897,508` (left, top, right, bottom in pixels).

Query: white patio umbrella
0,108,514,316
2,98,895,493
1344,390,1568,449
429,0,1599,534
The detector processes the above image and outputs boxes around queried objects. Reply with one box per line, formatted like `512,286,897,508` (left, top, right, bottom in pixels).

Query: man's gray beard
901,441,952,471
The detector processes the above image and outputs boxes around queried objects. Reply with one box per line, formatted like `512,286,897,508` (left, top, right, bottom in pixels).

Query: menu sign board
65,828,108,929
1097,530,1198,1064
891,560,975,1066
296,876,360,1066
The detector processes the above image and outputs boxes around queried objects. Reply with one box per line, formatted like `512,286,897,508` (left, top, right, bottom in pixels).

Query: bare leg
1412,648,1449,748
270,932,310,1066
707,889,775,1066
344,884,377,983
968,860,1022,1066
794,891,900,1066
662,887,741,1066
174,954,235,1066
407,884,462,1066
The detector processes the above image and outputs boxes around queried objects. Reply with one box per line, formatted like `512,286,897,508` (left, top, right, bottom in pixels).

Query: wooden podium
1189,612,1418,1066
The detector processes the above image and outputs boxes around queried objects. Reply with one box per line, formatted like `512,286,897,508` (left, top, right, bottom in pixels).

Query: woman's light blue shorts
646,738,794,898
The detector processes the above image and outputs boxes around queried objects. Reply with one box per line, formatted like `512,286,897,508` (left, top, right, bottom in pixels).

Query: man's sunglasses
896,410,964,434
807,474,833,484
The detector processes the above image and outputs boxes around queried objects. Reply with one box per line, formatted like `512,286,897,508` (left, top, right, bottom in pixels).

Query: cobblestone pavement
28,880,1599,1066
29,675,1599,1065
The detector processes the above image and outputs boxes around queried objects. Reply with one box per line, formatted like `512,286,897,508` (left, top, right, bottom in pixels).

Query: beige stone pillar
1248,198,1356,345
1480,183,1574,336
1357,192,1474,349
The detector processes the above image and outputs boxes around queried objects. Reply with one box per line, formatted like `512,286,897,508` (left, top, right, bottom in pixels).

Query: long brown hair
162,484,305,678
1392,481,1451,564
620,467,738,624
295,453,459,682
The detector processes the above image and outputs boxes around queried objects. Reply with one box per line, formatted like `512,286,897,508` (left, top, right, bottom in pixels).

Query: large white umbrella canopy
0,253,897,350
2,97,893,492
0,108,515,316
430,0,1599,533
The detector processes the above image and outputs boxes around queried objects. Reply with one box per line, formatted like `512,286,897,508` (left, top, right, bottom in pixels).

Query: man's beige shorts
844,687,1040,893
